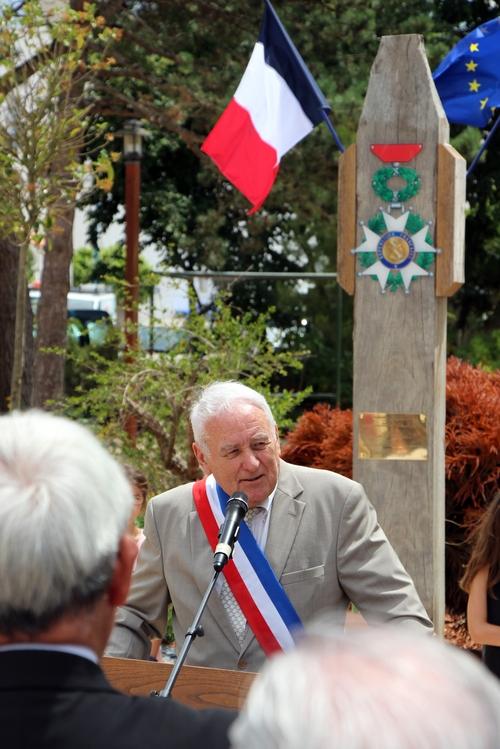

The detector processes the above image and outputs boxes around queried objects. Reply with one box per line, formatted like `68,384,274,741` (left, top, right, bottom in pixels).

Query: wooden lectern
102,656,256,710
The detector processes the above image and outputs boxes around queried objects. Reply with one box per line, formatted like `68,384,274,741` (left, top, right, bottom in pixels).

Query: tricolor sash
193,475,303,655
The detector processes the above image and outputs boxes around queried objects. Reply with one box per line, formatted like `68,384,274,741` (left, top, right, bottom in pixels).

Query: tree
0,0,117,408
0,238,33,411
81,1,499,396
62,295,308,494
84,0,485,401
72,243,159,307
4,1,494,411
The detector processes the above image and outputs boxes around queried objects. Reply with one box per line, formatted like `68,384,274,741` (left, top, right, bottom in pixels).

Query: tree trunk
9,238,31,409
32,206,74,408
0,237,33,411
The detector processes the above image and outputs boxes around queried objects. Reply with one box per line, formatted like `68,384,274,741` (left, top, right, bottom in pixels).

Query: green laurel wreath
371,167,421,203
358,211,435,293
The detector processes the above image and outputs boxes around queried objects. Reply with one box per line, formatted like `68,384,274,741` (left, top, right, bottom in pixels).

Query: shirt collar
259,483,277,512
0,642,98,663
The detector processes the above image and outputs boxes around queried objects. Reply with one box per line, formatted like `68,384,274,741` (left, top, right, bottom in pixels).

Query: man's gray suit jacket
107,460,432,670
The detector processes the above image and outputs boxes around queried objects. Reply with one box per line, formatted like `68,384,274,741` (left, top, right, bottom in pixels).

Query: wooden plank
435,143,466,297
336,143,356,294
351,35,450,631
101,656,256,710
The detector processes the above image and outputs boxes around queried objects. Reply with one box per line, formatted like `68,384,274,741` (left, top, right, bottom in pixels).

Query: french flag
201,0,338,214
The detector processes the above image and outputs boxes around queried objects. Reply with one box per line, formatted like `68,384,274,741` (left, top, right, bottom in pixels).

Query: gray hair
190,381,276,450
0,410,133,635
231,625,500,749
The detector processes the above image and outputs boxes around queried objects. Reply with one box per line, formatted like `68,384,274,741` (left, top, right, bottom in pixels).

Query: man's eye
253,441,270,450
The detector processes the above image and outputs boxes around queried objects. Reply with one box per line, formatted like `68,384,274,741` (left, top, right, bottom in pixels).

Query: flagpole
320,109,345,152
467,114,500,177
264,0,345,153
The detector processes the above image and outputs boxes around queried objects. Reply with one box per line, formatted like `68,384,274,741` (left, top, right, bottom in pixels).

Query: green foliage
0,0,122,408
64,317,120,398
0,0,119,246
72,247,95,286
73,243,159,304
62,296,309,494
81,0,385,400
453,329,500,372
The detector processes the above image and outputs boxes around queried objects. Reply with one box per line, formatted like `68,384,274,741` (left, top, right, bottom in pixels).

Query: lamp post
118,119,149,441
119,119,148,351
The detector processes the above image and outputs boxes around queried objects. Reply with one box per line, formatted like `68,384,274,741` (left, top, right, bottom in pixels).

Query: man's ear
192,441,209,474
275,424,281,455
107,535,137,607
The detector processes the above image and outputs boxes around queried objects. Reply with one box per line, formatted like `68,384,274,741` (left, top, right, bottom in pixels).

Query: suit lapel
241,461,305,653
265,460,305,580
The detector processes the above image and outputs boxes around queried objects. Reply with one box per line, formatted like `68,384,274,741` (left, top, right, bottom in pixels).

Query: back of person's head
231,625,500,749
190,381,276,448
0,410,133,636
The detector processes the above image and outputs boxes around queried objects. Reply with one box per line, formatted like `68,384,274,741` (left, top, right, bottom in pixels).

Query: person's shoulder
280,459,359,494
124,694,235,747
90,688,235,749
145,481,197,523
472,565,490,587
150,481,195,508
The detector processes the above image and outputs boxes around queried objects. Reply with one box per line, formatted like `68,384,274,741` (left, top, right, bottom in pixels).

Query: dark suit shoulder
90,692,236,749
0,652,235,749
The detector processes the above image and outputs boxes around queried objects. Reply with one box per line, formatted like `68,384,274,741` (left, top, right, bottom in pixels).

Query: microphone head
227,491,249,514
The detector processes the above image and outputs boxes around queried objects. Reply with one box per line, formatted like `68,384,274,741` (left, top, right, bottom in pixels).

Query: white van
29,288,117,322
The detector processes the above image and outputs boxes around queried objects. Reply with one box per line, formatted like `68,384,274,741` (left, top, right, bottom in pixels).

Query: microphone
213,491,249,571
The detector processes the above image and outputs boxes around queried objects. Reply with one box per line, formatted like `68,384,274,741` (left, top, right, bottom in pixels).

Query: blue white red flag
201,0,334,214
193,474,303,655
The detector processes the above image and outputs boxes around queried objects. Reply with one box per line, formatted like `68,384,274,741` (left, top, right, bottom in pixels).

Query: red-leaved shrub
281,403,353,478
281,357,500,616
444,357,500,613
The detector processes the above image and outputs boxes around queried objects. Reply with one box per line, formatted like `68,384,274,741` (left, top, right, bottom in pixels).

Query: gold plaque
359,413,427,460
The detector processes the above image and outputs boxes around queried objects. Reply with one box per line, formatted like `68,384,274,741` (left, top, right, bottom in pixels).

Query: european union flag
433,17,500,127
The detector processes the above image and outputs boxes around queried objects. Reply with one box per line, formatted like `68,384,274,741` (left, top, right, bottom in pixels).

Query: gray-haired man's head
0,410,134,637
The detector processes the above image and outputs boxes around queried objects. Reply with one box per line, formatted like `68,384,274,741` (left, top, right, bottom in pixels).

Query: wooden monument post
337,35,466,632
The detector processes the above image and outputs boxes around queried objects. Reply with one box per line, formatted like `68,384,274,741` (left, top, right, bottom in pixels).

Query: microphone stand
153,568,221,698
153,491,248,698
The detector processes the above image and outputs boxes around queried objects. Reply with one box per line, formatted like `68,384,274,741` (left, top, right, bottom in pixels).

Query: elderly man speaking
107,381,432,671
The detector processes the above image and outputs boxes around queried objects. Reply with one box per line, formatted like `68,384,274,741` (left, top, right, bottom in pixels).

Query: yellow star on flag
469,79,480,92
480,97,489,110
466,60,478,71
469,42,479,52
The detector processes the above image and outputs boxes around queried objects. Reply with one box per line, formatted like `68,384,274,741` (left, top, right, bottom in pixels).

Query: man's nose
241,449,260,471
